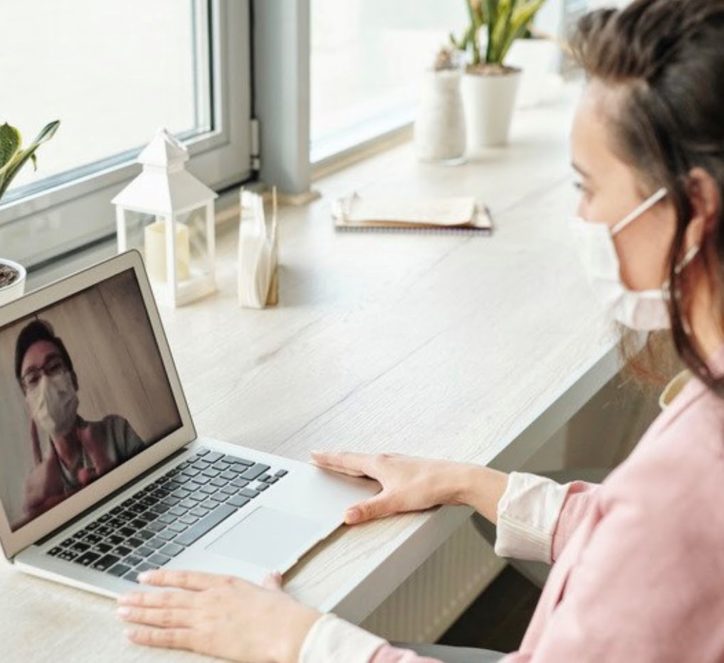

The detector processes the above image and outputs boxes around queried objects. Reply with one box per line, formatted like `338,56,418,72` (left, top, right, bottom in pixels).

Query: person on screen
14,319,145,520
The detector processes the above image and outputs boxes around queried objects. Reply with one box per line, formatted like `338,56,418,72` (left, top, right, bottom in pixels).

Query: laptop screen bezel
0,251,196,559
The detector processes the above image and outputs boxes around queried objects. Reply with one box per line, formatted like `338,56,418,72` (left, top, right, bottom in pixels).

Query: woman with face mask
15,320,145,524
117,1,724,661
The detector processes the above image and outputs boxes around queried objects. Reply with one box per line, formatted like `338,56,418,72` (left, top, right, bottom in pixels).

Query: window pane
1,0,211,199
311,0,466,158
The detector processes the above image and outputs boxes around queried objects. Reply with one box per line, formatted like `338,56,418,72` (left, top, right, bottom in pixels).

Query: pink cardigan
300,349,724,662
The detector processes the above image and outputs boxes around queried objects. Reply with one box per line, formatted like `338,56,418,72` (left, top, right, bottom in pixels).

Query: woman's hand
311,451,480,524
117,569,320,663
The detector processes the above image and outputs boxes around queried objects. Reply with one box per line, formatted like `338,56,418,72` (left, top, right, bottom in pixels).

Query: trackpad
207,507,325,569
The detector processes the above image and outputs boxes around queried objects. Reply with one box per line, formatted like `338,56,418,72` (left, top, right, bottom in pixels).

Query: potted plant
0,120,60,305
452,0,546,149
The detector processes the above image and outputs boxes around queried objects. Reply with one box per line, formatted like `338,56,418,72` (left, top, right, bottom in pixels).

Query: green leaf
0,123,21,171
0,120,60,200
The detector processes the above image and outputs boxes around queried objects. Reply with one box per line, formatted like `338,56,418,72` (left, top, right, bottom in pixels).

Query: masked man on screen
14,319,145,523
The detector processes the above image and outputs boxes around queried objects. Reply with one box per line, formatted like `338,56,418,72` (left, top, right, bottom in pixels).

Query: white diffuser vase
462,67,522,149
414,69,466,164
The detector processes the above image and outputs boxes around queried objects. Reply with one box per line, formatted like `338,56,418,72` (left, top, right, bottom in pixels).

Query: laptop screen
0,268,182,532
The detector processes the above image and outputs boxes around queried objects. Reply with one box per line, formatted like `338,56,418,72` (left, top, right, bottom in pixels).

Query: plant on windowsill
0,120,60,305
451,0,547,149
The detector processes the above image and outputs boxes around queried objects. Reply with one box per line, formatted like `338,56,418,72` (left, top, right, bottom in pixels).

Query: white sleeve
493,471,569,563
299,613,386,663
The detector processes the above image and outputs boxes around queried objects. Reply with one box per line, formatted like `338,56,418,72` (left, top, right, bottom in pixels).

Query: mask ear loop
611,187,668,235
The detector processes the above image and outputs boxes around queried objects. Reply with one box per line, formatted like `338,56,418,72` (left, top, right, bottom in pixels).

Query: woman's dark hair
571,0,724,394
14,319,78,390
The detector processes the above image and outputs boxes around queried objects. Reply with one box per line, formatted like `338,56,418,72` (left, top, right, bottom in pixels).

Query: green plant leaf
0,120,60,201
0,123,21,171
497,0,547,63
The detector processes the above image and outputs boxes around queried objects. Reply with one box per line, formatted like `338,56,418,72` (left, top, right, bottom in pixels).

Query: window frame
0,0,252,269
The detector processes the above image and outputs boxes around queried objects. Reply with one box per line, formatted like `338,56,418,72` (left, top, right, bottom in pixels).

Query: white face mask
25,370,79,440
570,187,698,331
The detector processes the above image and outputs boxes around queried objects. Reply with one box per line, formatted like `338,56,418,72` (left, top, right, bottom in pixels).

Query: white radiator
361,518,506,644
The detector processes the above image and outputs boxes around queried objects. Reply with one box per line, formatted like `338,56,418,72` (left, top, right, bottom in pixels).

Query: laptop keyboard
45,448,288,583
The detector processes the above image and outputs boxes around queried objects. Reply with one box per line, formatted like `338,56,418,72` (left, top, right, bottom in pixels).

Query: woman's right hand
311,451,478,524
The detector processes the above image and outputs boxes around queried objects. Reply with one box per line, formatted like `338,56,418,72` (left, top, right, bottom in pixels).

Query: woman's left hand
117,569,321,663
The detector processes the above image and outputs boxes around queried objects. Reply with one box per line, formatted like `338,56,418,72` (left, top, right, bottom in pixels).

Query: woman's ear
685,167,721,251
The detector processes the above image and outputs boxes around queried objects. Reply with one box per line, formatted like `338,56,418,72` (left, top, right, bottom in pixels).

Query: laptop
0,251,377,596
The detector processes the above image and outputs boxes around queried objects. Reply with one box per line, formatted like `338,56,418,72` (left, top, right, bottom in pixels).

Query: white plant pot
414,69,466,164
461,69,522,150
0,258,27,306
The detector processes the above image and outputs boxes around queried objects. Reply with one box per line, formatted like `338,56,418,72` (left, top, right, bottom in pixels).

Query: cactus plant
451,0,547,69
0,120,60,201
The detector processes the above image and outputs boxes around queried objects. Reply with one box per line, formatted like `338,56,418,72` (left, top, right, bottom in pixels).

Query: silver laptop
0,251,377,596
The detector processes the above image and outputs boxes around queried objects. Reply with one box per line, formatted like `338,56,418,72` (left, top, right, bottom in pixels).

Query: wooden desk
1,91,621,661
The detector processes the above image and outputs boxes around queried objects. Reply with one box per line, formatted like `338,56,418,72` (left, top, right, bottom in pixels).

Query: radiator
361,517,506,643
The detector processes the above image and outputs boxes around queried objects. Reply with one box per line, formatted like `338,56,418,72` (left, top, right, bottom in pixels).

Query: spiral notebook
332,192,493,235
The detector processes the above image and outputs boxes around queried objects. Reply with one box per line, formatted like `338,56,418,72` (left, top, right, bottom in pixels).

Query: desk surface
1,90,620,662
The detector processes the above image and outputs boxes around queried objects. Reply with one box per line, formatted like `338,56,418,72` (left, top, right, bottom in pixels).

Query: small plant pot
0,258,27,306
461,67,522,150
414,69,466,164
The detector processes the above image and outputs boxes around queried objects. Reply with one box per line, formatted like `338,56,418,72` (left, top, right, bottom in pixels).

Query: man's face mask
25,370,79,439
569,187,698,331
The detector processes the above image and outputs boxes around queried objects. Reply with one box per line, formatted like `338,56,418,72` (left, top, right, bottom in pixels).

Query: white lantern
112,128,218,307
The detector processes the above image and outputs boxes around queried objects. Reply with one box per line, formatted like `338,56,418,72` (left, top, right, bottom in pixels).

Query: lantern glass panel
177,206,213,280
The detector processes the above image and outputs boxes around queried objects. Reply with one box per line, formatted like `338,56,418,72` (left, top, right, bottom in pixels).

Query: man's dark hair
14,319,77,390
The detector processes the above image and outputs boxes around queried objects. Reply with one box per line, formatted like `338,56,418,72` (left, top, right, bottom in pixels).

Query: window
310,0,466,163
0,0,251,268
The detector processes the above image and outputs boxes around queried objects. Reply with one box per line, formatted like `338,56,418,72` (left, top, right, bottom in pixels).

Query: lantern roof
112,128,217,216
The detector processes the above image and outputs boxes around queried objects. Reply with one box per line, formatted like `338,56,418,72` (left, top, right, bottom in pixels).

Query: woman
117,1,724,661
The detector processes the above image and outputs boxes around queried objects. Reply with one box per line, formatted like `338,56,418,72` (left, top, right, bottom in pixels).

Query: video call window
0,269,182,531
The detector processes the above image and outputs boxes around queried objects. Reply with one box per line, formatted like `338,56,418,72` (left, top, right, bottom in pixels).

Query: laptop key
115,545,133,557
157,530,176,542
169,523,187,533
195,448,210,457
136,562,159,573
227,495,250,509
275,469,288,478
136,530,154,541
58,550,78,561
148,553,171,567
70,542,91,553
48,547,63,557
92,554,120,571
158,513,175,525
231,478,249,489
240,464,270,481
265,476,279,484
124,555,143,567
230,459,254,468
254,483,269,492
180,514,199,525
75,551,100,566
124,570,140,583
204,452,223,463
108,563,131,577
146,521,166,533
160,543,184,557
83,533,102,545
258,474,271,482
136,545,153,558
95,542,113,554
175,504,236,547
239,488,259,499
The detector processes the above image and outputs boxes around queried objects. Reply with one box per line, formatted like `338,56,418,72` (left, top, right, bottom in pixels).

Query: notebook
332,193,493,235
